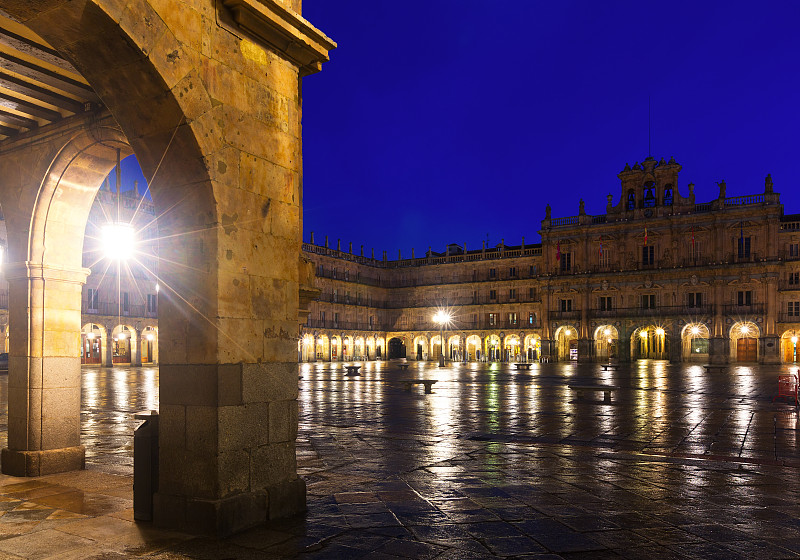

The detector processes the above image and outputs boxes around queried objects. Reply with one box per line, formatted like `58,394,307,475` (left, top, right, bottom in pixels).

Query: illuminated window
488,313,497,326
509,313,518,325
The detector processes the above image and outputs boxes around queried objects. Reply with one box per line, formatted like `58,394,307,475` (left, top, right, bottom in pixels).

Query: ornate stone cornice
222,0,336,75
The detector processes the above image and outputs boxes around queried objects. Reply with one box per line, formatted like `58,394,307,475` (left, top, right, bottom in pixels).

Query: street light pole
433,309,451,368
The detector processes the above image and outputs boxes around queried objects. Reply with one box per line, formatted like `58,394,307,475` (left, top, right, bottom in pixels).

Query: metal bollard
133,410,159,521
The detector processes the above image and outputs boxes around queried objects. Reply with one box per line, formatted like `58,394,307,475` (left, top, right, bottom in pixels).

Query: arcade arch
0,0,334,536
681,323,709,362
781,330,800,363
593,325,618,361
448,334,462,361
413,335,429,361
466,335,481,361
485,334,501,361
631,325,669,360
730,321,759,362
554,325,578,361
504,334,521,362
81,323,106,365
388,337,406,359
523,334,540,361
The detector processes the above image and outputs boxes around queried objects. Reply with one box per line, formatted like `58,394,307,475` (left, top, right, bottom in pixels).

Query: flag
644,226,648,246
556,240,561,261
599,236,603,258
691,226,695,249
740,221,744,245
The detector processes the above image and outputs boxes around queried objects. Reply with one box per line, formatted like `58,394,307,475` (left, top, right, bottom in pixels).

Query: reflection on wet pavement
0,361,798,557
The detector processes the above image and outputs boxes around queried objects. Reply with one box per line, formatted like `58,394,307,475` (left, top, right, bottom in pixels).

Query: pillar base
708,336,729,365
153,477,306,537
1,445,85,476
760,335,781,364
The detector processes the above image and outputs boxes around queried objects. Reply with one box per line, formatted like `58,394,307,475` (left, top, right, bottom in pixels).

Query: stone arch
81,322,107,365
413,335,429,361
141,325,158,364
316,334,330,362
631,325,669,360
111,324,136,364
354,336,365,360
730,321,759,362
485,334,501,361
342,335,353,360
780,330,800,363
466,334,481,361
593,324,618,361
447,334,461,361
554,325,577,361
681,322,709,362
330,335,342,361
503,334,521,361
523,334,540,361
0,0,333,535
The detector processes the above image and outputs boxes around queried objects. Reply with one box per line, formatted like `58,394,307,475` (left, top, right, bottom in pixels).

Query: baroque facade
300,157,800,365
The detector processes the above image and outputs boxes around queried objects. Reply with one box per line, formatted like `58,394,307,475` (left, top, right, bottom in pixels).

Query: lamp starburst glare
101,222,136,261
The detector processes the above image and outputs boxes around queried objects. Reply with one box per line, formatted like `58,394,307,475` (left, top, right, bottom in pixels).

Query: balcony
723,303,765,316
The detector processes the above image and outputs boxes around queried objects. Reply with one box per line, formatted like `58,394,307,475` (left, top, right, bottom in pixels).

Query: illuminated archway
354,336,365,360
554,325,578,361
504,334,521,362
141,326,158,364
342,336,353,360
466,335,481,361
413,335,429,361
631,325,669,360
81,323,106,365
780,330,800,363
730,321,759,362
448,334,462,361
681,323,709,362
431,335,443,361
485,334,501,361
593,325,618,361
111,324,136,364
330,335,342,361
523,334,540,361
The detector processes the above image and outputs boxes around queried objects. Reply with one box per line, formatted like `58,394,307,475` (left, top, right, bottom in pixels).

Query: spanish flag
644,226,648,246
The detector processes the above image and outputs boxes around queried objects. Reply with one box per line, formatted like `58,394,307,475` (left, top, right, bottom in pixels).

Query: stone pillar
617,326,631,363
577,338,594,362
540,339,554,362
761,276,780,364
709,279,728,364
1,263,89,476
131,328,143,367
103,329,113,367
668,332,681,363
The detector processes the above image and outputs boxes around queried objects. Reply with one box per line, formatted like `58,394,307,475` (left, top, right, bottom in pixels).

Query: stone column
668,327,681,363
102,328,113,367
131,328,143,367
617,325,631,363
1,263,89,476
709,278,728,364
761,276,780,364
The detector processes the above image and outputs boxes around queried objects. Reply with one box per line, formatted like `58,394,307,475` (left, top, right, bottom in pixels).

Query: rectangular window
687,292,702,308
333,289,338,303
146,293,157,313
334,312,340,327
689,240,703,261
642,245,654,265
599,296,612,311
489,289,497,300
509,267,517,277
528,312,536,325
529,287,536,300
560,253,572,271
599,248,611,268
87,288,99,311
489,268,496,279
509,288,517,300
641,294,656,309
791,272,800,285
737,291,753,306
738,236,751,258
790,243,799,258
488,313,497,326
509,312,518,325
560,299,572,312
122,292,130,314
529,265,535,276
369,315,374,328
320,311,325,324
789,302,800,316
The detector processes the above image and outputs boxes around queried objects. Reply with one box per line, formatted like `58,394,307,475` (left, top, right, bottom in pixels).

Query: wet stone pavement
0,361,798,558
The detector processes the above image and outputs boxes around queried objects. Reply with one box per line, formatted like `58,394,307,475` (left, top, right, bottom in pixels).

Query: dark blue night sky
301,1,800,256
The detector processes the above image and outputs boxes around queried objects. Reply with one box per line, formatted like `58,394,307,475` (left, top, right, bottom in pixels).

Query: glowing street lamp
101,222,136,261
433,310,452,367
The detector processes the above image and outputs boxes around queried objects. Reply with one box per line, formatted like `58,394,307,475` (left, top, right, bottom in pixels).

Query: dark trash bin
133,409,159,521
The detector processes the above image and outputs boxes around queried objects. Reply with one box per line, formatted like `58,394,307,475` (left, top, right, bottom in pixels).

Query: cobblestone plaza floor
0,360,798,558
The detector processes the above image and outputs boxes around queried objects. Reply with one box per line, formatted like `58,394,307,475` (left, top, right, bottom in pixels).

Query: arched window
663,184,674,206
626,189,636,210
643,182,656,208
